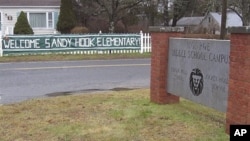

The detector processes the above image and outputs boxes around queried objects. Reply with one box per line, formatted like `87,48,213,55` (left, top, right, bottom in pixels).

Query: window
26,12,54,29
30,13,46,28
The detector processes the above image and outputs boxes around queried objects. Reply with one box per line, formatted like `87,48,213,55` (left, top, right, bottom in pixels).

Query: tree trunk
172,17,178,27
150,14,155,26
163,0,169,26
220,0,227,39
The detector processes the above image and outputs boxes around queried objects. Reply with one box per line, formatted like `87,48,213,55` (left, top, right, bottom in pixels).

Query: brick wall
150,26,250,135
149,27,184,104
226,27,250,134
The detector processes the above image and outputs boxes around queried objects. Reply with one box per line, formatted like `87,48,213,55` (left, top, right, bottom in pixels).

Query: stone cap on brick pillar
228,26,250,34
149,26,184,33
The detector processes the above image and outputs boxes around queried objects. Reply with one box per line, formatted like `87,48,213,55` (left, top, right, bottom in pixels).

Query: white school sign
167,38,230,112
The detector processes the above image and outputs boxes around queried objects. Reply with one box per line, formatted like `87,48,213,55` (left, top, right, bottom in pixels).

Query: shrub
14,11,34,34
71,26,89,34
57,0,77,33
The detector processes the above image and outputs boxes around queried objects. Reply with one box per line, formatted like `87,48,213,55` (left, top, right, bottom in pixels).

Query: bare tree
229,0,250,26
163,0,170,26
121,8,140,32
73,0,103,26
142,0,159,26
201,0,221,13
171,0,191,26
93,0,143,33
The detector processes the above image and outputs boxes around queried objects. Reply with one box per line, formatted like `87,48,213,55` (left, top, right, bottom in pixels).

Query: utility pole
220,0,227,39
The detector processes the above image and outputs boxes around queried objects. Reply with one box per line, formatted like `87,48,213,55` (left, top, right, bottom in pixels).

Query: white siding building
0,0,60,35
200,11,242,34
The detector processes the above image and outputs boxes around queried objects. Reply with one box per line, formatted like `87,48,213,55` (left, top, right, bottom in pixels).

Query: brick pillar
149,27,184,104
226,27,250,134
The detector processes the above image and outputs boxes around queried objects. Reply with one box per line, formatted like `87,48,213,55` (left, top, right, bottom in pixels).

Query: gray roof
0,0,60,7
169,17,204,26
176,17,204,26
209,11,242,27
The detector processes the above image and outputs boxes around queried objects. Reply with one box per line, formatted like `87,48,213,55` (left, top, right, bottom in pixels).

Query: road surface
0,59,150,104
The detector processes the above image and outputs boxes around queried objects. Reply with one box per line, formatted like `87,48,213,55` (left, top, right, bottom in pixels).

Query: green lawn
0,89,229,141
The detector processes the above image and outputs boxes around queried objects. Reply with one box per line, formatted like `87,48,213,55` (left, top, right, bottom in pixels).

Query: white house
0,0,60,35
200,11,242,34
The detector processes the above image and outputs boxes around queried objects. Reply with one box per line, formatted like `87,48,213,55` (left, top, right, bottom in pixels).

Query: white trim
0,6,60,8
47,12,54,29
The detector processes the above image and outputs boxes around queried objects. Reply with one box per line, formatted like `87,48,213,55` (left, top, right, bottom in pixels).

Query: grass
0,89,229,141
0,53,151,63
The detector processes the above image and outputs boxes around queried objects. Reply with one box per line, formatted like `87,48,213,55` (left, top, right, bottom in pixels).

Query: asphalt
0,58,150,104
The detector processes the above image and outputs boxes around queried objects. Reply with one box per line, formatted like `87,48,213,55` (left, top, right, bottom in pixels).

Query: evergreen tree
14,11,34,34
57,0,77,33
